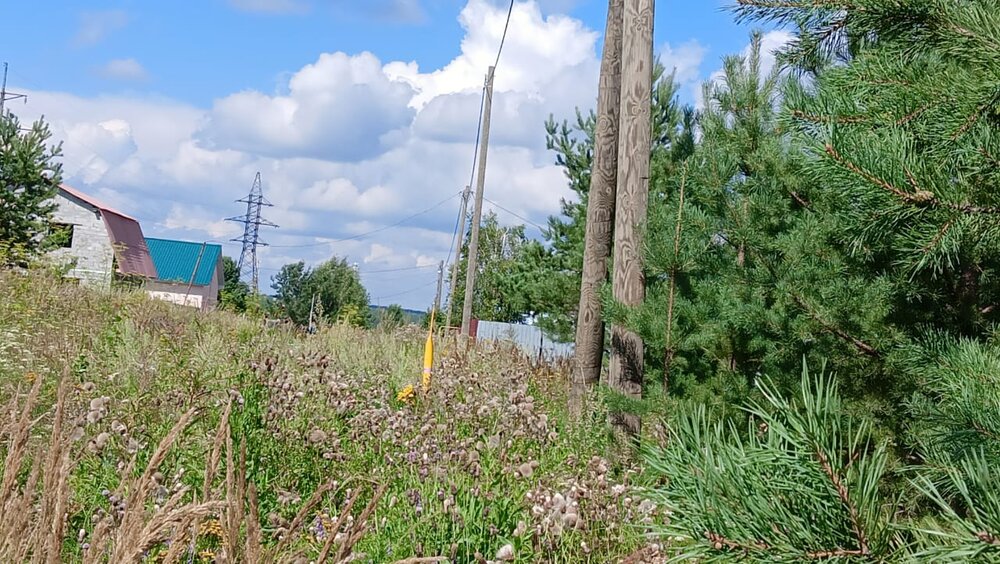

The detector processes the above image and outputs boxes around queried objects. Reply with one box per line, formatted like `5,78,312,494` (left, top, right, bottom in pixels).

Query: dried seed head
495,544,515,561
111,420,127,435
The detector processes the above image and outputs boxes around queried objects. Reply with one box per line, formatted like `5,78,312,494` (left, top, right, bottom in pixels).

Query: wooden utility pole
460,67,496,341
570,0,625,417
433,260,445,313
608,0,654,438
307,293,318,334
183,242,208,310
446,185,472,330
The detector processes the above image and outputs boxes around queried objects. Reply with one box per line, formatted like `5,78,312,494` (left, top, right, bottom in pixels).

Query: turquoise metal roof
145,238,222,286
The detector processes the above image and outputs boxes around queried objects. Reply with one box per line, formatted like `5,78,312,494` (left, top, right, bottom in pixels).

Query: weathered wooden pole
570,0,625,417
460,67,496,342
433,260,445,313
608,0,653,438
446,185,471,330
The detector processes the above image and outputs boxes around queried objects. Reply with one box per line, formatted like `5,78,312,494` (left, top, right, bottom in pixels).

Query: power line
483,196,547,232
494,0,516,70
260,263,438,275
375,278,439,302
269,190,462,249
445,86,487,268
361,264,439,275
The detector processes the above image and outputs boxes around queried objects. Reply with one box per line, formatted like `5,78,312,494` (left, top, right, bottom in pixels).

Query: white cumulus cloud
658,40,707,86
199,52,416,161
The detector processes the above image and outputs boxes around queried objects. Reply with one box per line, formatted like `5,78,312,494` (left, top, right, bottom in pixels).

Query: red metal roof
58,185,158,279
59,184,138,221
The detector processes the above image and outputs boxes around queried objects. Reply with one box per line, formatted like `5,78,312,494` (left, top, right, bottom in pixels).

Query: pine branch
977,532,1000,547
824,144,1000,214
815,449,870,555
735,0,857,10
791,293,880,358
972,421,999,443
704,531,769,553
807,548,867,558
950,95,997,140
945,21,1000,59
792,110,871,125
921,220,954,254
979,148,1000,168
895,102,933,126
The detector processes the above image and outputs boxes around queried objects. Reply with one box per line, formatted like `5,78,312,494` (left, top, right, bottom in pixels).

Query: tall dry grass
0,374,393,563
0,269,664,563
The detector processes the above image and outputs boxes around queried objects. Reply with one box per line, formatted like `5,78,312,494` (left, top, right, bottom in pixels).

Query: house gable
50,186,157,284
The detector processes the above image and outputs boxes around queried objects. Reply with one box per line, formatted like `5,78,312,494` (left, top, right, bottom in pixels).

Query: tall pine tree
0,112,63,265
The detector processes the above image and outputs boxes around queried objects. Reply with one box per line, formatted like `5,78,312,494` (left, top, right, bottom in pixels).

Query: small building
145,238,224,311
48,185,158,288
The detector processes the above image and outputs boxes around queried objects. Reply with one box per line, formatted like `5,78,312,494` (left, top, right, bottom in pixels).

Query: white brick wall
146,281,217,311
48,193,114,289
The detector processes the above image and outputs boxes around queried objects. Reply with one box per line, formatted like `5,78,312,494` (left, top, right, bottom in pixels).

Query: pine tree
645,352,1000,560
736,0,1000,338
645,369,896,561
619,33,910,415
0,112,63,265
640,1,1000,559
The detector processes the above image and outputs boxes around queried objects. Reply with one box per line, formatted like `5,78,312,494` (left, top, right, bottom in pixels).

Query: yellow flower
198,519,223,538
396,384,415,403
198,550,216,562
24,372,36,384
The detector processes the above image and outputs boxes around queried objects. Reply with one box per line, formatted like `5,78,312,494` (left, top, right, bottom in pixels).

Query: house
48,185,158,288
144,238,224,311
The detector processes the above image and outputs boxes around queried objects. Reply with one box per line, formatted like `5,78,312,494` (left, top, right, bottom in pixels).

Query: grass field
0,270,665,563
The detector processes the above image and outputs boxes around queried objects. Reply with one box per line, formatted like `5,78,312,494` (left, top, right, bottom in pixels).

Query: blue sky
1,1,783,309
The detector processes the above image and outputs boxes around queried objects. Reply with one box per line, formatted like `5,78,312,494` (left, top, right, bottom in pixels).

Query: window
50,223,74,248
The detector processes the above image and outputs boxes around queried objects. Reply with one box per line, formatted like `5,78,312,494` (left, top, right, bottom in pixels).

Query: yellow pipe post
422,308,436,392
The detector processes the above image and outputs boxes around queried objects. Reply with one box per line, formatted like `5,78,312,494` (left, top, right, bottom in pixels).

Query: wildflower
199,519,223,538
396,384,416,403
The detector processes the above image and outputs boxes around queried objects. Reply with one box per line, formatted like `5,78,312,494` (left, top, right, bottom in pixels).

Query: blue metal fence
474,320,574,360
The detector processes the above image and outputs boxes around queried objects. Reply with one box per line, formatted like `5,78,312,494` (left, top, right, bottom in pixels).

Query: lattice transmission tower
226,172,278,293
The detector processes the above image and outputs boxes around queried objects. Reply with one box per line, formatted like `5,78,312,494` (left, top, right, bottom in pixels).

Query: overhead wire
445,84,487,268
444,0,516,271
375,278,440,302
256,0,518,307
268,190,462,249
260,263,438,275
360,264,438,275
494,0,516,70
482,196,547,232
